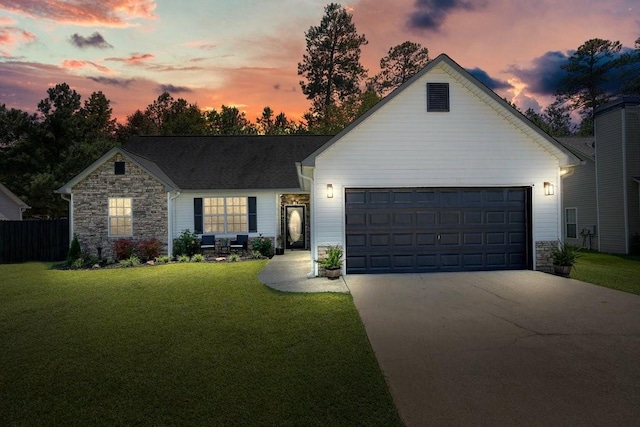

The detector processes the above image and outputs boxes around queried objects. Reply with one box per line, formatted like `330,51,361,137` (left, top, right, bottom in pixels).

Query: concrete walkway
258,250,349,293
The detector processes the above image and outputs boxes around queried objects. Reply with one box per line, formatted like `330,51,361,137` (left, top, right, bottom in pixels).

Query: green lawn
0,261,402,426
571,251,640,295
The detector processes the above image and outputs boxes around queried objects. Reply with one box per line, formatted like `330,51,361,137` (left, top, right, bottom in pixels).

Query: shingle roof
121,135,332,190
556,137,595,160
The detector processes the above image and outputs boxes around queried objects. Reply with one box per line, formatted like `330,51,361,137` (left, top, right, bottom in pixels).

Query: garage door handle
437,234,441,241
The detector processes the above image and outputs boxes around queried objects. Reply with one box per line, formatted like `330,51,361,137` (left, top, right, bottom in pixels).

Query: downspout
621,109,629,253
167,191,181,256
60,193,73,246
297,163,316,278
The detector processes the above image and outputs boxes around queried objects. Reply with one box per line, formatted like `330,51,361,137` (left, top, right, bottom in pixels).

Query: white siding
0,191,22,220
171,190,279,240
312,62,563,265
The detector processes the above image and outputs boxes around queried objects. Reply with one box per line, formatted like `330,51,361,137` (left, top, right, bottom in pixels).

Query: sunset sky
0,0,637,123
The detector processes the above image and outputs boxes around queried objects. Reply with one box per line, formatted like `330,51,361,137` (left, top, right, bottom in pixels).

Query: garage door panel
417,233,437,246
417,211,437,225
464,232,483,245
370,234,390,246
486,232,506,244
346,212,366,226
441,211,461,224
487,253,507,267
440,233,460,245
345,188,530,274
393,213,414,226
393,234,413,246
370,213,390,225
463,253,484,267
464,211,483,224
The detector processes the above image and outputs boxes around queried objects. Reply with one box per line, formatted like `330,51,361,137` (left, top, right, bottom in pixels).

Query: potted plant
317,245,343,280
550,242,581,277
275,235,284,255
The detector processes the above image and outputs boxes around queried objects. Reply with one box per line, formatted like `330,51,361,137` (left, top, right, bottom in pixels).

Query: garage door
345,188,531,274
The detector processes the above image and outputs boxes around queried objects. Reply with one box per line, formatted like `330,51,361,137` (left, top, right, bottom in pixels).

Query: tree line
0,2,638,218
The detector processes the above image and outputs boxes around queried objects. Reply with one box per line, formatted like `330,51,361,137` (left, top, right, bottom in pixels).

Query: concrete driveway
346,271,640,426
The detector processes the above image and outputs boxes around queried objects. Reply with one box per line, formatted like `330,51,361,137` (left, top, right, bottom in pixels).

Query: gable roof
0,182,30,209
556,137,595,160
57,135,332,193
302,53,582,167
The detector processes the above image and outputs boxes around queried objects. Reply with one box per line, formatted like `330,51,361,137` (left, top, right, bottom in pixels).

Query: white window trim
108,197,133,237
203,197,248,234
565,207,578,239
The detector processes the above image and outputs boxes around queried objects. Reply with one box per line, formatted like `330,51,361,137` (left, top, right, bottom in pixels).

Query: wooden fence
0,219,69,263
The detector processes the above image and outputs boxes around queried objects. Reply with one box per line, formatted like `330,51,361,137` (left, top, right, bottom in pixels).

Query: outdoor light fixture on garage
327,184,333,198
544,182,555,196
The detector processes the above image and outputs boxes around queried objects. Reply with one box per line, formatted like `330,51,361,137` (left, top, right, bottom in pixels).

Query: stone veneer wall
280,194,311,249
536,240,556,273
73,153,168,259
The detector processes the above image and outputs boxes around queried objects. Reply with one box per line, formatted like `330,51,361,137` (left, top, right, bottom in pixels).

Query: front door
285,205,305,249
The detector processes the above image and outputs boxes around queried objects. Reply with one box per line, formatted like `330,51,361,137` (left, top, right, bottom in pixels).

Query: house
0,182,30,220
561,97,640,254
556,137,598,250
55,135,331,259
301,54,581,275
57,54,582,274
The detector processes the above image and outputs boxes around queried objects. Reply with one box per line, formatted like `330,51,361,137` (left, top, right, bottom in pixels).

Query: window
114,161,125,175
565,208,577,239
427,82,450,112
198,197,249,233
109,198,132,236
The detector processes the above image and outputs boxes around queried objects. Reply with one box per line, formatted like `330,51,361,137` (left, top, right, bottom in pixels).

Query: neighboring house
597,97,639,253
58,54,582,274
56,135,331,259
560,97,640,254
0,182,30,220
557,137,598,251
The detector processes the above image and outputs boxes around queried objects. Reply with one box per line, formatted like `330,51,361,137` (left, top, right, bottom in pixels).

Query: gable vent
427,83,450,112
114,161,125,175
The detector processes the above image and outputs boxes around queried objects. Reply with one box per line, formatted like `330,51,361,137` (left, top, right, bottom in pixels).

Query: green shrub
71,257,84,269
119,255,141,267
155,255,171,264
177,254,190,263
191,253,205,263
66,234,82,265
173,230,199,257
550,242,581,266
250,251,263,259
251,234,272,257
228,253,240,262
317,245,343,270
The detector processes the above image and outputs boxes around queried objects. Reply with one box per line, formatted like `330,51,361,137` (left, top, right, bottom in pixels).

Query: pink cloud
0,0,156,27
62,59,111,73
0,26,36,45
0,26,36,57
106,53,155,64
185,41,217,50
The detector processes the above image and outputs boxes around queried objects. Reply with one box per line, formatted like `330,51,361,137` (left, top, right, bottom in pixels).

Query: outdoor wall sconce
544,182,555,196
327,184,333,198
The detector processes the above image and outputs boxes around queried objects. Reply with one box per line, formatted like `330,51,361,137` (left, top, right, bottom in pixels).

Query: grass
571,251,640,295
0,261,402,426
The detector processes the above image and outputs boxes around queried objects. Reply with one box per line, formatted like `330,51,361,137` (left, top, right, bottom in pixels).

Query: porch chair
229,234,248,254
200,235,216,253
